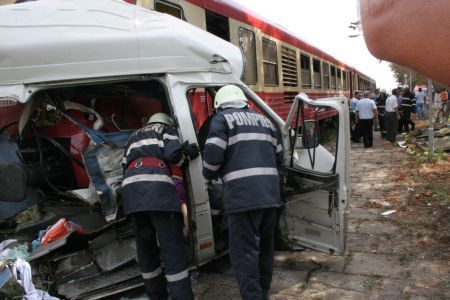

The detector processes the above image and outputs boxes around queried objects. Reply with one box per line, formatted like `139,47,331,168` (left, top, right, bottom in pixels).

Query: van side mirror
302,120,319,149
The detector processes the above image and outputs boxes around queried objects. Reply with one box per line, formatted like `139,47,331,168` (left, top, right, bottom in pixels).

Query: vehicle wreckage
0,0,351,298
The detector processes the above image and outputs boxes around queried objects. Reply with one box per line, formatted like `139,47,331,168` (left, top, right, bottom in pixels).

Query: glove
182,140,200,160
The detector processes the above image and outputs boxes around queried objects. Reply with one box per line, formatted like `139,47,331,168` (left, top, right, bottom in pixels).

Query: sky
233,0,398,91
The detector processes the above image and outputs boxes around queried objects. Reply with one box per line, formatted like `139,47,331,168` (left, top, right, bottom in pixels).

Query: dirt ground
191,122,450,300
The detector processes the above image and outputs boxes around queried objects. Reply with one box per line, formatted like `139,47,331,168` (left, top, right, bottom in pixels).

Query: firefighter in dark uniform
121,112,198,300
376,90,387,138
202,85,283,300
399,88,415,133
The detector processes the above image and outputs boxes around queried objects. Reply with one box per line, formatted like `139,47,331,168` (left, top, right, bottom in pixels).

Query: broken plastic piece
381,210,396,216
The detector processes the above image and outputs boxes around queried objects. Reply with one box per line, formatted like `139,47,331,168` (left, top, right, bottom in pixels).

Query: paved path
192,133,449,299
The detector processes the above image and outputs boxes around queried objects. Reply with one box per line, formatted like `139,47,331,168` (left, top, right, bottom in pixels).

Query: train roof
186,0,375,82
0,0,244,95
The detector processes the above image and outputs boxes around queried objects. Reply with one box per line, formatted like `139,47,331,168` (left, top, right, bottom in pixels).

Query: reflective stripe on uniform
205,137,227,149
203,161,221,171
228,132,277,146
122,174,173,187
126,138,164,155
142,267,162,279
122,157,127,164
223,167,278,183
163,133,179,140
166,269,189,282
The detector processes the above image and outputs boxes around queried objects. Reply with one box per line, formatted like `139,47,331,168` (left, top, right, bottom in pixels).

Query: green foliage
389,63,446,89
415,151,447,164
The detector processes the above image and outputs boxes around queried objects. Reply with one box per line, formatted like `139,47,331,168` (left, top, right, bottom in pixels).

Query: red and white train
124,0,376,120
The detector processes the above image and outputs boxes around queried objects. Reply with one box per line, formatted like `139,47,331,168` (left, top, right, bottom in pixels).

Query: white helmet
147,112,174,127
214,85,248,109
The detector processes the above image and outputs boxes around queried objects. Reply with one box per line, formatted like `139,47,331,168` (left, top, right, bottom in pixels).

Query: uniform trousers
359,118,374,148
228,208,279,300
385,112,398,143
131,211,194,300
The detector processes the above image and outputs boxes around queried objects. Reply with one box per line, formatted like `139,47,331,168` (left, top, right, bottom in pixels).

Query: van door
279,93,350,255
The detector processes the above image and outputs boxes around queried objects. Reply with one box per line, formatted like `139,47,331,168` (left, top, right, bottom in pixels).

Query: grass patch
415,151,448,164
363,274,383,290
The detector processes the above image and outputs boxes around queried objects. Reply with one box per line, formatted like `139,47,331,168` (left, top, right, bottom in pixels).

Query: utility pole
427,79,434,155
409,70,412,89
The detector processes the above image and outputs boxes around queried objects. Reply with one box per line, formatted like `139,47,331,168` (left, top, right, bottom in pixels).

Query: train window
322,62,330,89
281,46,298,87
262,38,279,86
343,71,348,90
337,68,342,90
206,10,230,42
313,59,321,89
300,54,311,88
154,1,183,19
239,28,257,85
330,66,336,89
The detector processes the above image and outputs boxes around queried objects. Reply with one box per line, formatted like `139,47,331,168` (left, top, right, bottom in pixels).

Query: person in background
375,89,387,138
202,85,283,299
440,88,448,112
384,89,401,144
350,91,362,143
399,88,415,132
415,88,427,119
355,90,378,148
121,113,198,299
171,165,189,238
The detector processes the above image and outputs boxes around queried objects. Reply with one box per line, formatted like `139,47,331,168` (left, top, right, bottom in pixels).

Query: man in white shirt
385,89,401,144
356,90,378,148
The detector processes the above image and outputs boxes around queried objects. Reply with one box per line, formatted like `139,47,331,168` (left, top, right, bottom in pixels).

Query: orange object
40,218,85,245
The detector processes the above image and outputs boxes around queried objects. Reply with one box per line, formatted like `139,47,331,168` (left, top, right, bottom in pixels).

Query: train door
279,93,350,255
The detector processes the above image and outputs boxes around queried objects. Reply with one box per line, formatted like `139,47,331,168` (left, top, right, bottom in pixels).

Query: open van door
279,93,350,255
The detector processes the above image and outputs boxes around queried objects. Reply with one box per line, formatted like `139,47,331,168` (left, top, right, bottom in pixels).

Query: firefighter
121,112,198,300
399,88,415,133
376,89,387,138
202,85,283,300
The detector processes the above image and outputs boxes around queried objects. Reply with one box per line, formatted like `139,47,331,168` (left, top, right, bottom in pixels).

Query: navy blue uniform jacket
202,107,283,213
122,123,184,215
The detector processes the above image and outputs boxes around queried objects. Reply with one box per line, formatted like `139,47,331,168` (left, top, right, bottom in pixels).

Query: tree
390,63,444,90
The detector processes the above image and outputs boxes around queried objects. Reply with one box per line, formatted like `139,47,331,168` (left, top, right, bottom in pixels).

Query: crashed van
0,0,350,298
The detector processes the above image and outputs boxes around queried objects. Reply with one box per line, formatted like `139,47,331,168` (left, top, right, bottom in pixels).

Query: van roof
0,0,243,97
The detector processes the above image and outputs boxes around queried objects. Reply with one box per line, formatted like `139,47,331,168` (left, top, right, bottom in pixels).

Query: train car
123,0,376,119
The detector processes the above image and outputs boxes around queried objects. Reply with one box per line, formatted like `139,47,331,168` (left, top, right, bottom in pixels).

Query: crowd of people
349,86,432,147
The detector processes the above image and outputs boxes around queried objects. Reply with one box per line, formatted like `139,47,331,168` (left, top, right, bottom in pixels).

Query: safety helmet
147,112,174,127
214,85,248,109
